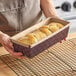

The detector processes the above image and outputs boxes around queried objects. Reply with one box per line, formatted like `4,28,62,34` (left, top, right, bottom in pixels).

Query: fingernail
64,38,66,41
17,52,23,56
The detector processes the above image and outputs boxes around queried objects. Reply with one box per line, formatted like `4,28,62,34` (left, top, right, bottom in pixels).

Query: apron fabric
0,0,43,36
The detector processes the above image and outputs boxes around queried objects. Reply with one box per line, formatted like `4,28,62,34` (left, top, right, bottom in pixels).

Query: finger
2,43,14,51
12,52,23,56
60,40,62,43
64,38,66,41
3,45,14,54
4,46,25,59
6,39,14,49
8,41,13,48
4,45,23,56
2,42,23,57
4,43,13,50
13,56,26,59
2,41,13,50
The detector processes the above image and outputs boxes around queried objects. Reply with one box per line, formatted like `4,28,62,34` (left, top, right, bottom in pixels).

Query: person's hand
0,32,24,59
60,38,66,43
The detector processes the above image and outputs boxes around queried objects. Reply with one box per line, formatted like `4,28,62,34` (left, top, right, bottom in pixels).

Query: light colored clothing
0,0,43,36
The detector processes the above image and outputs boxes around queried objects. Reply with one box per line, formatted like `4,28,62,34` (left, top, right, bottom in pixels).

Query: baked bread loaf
39,25,52,36
49,22,64,28
32,30,46,41
17,22,64,45
18,33,38,45
18,30,46,45
49,22,64,32
49,25,59,32
57,23,64,28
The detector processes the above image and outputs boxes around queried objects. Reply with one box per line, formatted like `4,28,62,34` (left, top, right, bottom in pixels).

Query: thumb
4,39,14,50
8,40,14,49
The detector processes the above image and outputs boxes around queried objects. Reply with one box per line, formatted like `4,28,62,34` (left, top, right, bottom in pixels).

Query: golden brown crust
49,22,57,26
17,22,64,45
39,26,52,36
49,25,59,32
49,22,64,29
18,33,38,45
57,23,64,28
32,30,46,41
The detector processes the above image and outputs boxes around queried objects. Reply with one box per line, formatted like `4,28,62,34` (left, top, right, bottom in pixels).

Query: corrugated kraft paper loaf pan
11,17,70,58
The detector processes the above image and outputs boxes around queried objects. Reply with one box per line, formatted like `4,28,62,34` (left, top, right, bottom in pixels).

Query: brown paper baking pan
11,17,70,58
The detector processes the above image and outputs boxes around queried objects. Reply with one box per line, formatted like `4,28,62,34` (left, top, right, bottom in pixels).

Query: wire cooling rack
0,38,76,76
0,53,73,76
48,38,76,71
0,54,35,76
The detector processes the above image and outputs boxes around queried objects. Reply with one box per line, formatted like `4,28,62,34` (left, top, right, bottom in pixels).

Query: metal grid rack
0,38,76,76
0,54,35,76
48,38,76,71
0,54,73,76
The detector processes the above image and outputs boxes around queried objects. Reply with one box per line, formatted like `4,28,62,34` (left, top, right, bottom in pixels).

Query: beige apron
0,0,43,36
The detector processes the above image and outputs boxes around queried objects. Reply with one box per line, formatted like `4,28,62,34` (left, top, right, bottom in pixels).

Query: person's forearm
40,0,58,18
